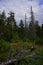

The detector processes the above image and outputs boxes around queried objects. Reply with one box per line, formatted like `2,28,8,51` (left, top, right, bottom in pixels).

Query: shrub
35,38,43,45
0,39,10,52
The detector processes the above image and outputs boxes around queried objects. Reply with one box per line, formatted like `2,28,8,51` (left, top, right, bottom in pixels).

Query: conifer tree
29,6,36,40
0,11,6,38
5,11,16,41
19,20,24,39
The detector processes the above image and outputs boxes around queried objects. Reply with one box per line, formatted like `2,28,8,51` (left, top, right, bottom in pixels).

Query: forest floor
0,42,43,65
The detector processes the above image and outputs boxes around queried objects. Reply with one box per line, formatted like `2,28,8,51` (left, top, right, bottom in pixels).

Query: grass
0,41,43,65
11,42,43,65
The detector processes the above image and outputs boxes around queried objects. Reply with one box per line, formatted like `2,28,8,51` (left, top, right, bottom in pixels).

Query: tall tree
35,20,40,38
41,23,43,38
25,13,28,38
0,11,6,38
19,20,24,39
4,11,16,41
29,6,36,40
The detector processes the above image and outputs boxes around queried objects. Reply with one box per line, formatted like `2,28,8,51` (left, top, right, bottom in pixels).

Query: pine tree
29,6,36,40
35,21,40,38
41,23,43,38
0,11,6,38
19,20,24,39
4,11,16,41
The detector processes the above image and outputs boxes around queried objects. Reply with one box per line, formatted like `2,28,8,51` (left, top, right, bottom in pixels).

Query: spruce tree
5,11,16,41
29,6,36,40
19,20,24,39
0,11,6,39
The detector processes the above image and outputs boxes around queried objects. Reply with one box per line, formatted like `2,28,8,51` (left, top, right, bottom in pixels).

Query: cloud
0,0,43,25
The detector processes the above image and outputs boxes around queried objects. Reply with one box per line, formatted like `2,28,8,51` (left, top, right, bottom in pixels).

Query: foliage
0,39,10,61
0,9,43,44
35,38,43,45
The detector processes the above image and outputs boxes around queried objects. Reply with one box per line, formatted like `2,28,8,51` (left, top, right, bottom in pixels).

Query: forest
0,7,43,65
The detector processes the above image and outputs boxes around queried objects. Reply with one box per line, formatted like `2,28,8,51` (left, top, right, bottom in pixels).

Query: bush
0,39,10,52
0,39,10,61
12,33,20,43
35,38,43,45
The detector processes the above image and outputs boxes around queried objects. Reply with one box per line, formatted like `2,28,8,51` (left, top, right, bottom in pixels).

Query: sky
0,0,43,25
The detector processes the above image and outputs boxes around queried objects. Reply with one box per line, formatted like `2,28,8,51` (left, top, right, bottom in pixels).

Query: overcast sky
0,0,43,25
